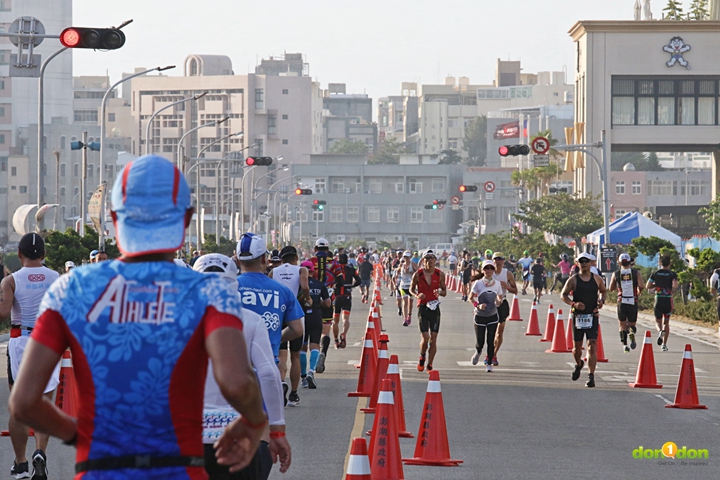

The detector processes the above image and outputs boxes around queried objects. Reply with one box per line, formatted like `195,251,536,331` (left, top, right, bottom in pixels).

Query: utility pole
80,131,87,236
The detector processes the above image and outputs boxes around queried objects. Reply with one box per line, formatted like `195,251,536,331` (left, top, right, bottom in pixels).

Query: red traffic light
295,188,312,195
59,27,126,50
245,156,273,166
499,145,531,157
459,185,478,192
60,28,81,47
499,146,509,156
433,199,439,205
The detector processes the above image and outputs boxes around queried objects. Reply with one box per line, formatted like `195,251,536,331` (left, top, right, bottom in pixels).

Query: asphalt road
1,285,718,479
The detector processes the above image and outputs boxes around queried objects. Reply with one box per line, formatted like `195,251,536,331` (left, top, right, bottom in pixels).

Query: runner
396,250,419,326
0,233,60,479
484,249,493,261
517,251,534,295
64,261,76,273
469,260,504,372
411,251,421,266
333,253,361,350
309,238,341,364
561,252,606,388
193,253,291,479
492,252,518,366
609,253,644,353
409,250,447,373
646,255,679,352
448,251,458,276
460,251,473,302
269,246,310,407
298,260,331,389
358,252,374,304
550,254,572,293
531,258,546,304
9,155,267,478
236,234,305,407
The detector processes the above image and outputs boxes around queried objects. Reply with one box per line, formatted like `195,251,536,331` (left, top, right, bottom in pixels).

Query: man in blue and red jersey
9,155,266,479
310,238,341,365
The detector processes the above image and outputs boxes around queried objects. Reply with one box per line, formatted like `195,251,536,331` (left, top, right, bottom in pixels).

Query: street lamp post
145,92,208,155
175,117,229,172
249,156,283,225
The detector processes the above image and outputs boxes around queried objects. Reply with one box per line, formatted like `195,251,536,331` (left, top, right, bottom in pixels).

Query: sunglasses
493,257,504,261
483,266,495,270
578,258,591,264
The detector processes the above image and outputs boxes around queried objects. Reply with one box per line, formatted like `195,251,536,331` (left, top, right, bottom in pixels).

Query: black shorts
617,302,638,323
280,335,303,352
533,280,544,290
497,299,510,323
418,304,441,333
204,440,271,480
654,298,673,320
335,295,352,314
6,347,13,386
571,313,599,342
304,314,323,345
462,271,472,285
322,306,334,325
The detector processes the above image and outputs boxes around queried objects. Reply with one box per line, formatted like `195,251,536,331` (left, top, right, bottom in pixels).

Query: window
19,186,27,193
614,209,627,219
282,89,289,94
632,181,641,194
647,180,675,196
615,181,625,194
0,156,5,171
0,133,4,144
282,114,288,120
347,206,359,223
254,89,264,109
108,113,116,122
312,211,324,222
74,164,79,177
408,180,422,194
0,50,8,65
368,178,382,194
367,207,380,223
60,136,66,149
74,110,99,123
60,187,65,197
314,178,326,194
429,210,442,223
60,163,66,177
10,166,16,176
387,207,399,223
331,178,344,193
684,179,710,196
329,206,343,222
611,76,720,126
394,183,404,194
0,1,10,12
448,118,458,128
268,114,277,135
282,139,288,145
500,180,515,197
431,178,444,193
410,207,423,223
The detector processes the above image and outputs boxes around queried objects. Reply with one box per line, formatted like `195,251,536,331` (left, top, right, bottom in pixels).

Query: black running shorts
279,335,303,353
617,302,638,323
654,298,673,320
322,306,334,325
6,348,12,386
334,295,352,314
418,304,441,333
571,313,599,342
304,314,323,345
497,299,510,323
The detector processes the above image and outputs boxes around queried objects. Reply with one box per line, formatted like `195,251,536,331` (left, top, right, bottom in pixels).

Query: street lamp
176,117,229,172
145,92,208,154
251,160,287,222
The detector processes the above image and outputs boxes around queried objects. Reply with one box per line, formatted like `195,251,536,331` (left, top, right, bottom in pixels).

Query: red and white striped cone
629,331,663,389
346,438,372,480
666,345,706,409
539,304,555,342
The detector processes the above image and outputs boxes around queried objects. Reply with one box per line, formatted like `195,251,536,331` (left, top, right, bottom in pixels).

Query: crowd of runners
0,154,688,479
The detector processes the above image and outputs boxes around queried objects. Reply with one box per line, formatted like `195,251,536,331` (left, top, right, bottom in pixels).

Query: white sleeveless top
12,266,59,331
273,263,301,296
493,268,510,296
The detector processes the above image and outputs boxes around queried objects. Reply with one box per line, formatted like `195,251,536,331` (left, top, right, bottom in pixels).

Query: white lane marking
352,342,361,347
655,394,672,405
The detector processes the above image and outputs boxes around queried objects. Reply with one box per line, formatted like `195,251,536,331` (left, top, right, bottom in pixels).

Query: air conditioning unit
336,234,346,242
344,188,352,194
393,235,403,242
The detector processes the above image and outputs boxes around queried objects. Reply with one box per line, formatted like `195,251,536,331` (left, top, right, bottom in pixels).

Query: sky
71,0,656,102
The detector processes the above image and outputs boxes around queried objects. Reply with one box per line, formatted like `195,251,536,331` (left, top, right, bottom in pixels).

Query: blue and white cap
111,155,191,258
236,233,268,261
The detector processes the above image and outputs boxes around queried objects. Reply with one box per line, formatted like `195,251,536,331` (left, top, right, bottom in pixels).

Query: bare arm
437,271,447,297
281,318,303,343
504,272,518,295
298,267,310,304
636,271,645,294
0,275,15,319
409,271,421,299
609,272,618,292
561,276,577,308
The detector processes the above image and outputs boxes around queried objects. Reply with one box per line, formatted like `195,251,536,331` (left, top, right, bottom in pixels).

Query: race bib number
426,300,441,311
621,296,635,305
574,313,593,330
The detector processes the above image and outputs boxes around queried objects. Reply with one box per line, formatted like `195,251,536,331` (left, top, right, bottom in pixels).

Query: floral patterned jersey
32,260,244,480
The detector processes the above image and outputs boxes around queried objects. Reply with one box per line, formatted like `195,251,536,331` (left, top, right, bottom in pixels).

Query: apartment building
321,85,376,153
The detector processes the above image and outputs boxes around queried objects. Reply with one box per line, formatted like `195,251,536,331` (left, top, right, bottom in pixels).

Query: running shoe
301,376,308,389
585,373,595,388
471,352,480,365
492,356,499,366
334,338,340,350
657,331,663,346
486,365,493,373
426,364,433,372
572,360,585,381
31,450,47,480
287,391,300,407
307,371,317,389
483,355,489,366
417,354,426,372
662,344,669,352
282,382,289,407
624,346,630,353
339,334,347,349
406,317,411,326
316,353,326,374
398,306,402,316
522,289,527,295
629,333,637,350
11,461,30,479
402,318,409,327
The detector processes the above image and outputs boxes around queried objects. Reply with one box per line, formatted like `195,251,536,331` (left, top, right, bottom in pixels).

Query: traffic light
294,188,312,195
424,205,435,210
459,185,478,192
432,200,439,209
245,156,273,166
59,27,126,50
498,145,531,156
312,199,327,211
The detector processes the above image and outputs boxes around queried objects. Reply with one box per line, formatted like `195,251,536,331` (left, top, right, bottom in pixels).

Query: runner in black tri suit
646,255,678,352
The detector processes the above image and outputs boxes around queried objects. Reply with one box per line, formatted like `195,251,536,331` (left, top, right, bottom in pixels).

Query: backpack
613,268,638,293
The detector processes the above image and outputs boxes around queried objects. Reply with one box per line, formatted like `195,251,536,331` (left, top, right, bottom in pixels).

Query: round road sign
484,181,496,193
531,137,550,155
450,196,460,205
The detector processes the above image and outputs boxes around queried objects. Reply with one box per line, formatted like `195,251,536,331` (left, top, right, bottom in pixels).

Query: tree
640,152,663,171
698,195,720,239
202,234,236,257
44,228,121,272
631,236,676,258
611,151,644,171
368,137,408,164
689,0,709,19
462,116,487,166
513,193,603,243
663,0,685,19
329,139,369,155
438,149,462,164
511,163,562,196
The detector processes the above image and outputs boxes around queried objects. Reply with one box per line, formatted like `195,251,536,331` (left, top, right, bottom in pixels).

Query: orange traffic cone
629,331,663,389
387,355,413,438
55,349,79,417
362,334,390,414
508,295,523,321
403,371,462,467
565,312,574,351
525,301,541,336
539,304,555,342
372,305,384,333
545,309,570,353
666,345,707,409
346,438,372,480
585,324,608,363
356,319,379,368
349,333,377,397
455,276,463,294
448,275,455,292
368,379,405,479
